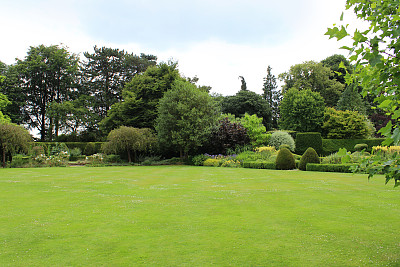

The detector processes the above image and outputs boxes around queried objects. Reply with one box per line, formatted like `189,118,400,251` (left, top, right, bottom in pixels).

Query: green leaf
379,120,393,137
340,12,344,21
392,127,400,146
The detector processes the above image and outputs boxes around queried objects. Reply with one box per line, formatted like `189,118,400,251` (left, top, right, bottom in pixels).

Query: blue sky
0,0,356,95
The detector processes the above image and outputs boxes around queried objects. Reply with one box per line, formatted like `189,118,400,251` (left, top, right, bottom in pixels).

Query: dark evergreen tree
336,83,367,114
262,65,281,129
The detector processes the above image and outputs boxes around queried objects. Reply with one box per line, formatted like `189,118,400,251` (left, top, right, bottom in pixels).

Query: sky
0,0,359,96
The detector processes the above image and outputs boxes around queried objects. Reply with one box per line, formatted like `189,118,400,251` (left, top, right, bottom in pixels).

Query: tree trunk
127,149,132,163
2,148,6,168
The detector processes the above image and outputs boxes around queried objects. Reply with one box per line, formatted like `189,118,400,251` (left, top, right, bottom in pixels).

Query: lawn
0,166,399,266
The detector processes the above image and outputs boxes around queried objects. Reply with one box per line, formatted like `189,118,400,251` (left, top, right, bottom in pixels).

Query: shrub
10,154,30,168
295,132,323,155
269,131,295,152
299,147,320,171
84,142,96,156
243,161,276,169
275,147,296,170
354,143,368,152
306,163,354,173
203,158,221,167
322,138,384,155
192,154,211,166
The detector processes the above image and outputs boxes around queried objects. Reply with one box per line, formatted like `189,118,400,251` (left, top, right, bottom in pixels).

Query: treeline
0,45,392,152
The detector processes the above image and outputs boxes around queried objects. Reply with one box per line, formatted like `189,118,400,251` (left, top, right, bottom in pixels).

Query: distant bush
354,143,368,152
275,147,296,170
243,161,276,169
203,158,221,167
192,154,211,166
269,131,295,152
84,142,96,156
322,138,383,155
299,147,320,171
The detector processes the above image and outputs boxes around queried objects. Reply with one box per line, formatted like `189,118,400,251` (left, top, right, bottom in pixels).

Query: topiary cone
299,147,320,171
275,147,296,170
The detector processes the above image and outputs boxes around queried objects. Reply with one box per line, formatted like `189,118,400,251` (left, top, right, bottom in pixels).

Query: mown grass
0,166,399,266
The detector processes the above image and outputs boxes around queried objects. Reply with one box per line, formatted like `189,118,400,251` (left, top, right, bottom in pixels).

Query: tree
279,61,345,107
15,44,79,141
81,46,157,119
336,83,366,114
221,90,272,129
156,80,219,158
321,54,353,85
240,113,269,147
0,122,32,167
262,65,281,129
100,62,182,132
322,107,372,139
326,0,400,185
279,88,325,132
102,126,156,163
0,93,11,123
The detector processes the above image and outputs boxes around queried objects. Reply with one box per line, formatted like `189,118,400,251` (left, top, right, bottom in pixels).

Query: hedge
243,161,276,169
295,132,323,155
306,163,355,173
322,138,384,155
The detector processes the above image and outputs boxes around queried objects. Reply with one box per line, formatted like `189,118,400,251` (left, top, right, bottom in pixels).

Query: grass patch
0,166,399,266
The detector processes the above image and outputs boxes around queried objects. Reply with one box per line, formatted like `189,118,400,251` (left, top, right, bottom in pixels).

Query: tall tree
336,83,366,114
262,65,281,129
81,46,157,119
238,76,247,91
279,88,325,132
221,90,272,129
15,44,79,141
100,62,183,132
279,61,344,107
156,80,219,158
321,54,353,85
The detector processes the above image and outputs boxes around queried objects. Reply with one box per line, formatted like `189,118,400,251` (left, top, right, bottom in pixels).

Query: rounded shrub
84,142,96,156
299,147,320,171
275,147,296,170
269,131,295,152
354,143,368,152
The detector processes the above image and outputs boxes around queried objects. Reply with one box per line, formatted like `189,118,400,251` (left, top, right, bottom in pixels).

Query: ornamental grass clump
275,147,296,170
299,147,320,171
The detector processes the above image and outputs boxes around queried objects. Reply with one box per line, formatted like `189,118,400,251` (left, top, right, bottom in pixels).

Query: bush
322,138,383,155
295,132,323,155
306,163,354,173
354,143,368,151
10,154,30,168
275,147,296,170
84,142,96,156
299,147,320,171
191,154,211,166
69,147,82,161
203,158,221,167
269,131,295,152
243,161,276,169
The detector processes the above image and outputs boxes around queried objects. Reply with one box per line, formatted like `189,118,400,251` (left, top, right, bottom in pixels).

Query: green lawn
0,166,399,266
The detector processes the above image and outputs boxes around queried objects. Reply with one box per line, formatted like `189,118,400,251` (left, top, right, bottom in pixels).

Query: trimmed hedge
295,132,323,155
322,138,384,155
306,163,355,173
243,161,276,169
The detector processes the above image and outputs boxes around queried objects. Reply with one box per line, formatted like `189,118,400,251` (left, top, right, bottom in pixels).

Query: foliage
82,46,157,119
321,54,353,85
203,158,221,167
100,62,182,132
0,122,32,167
102,126,156,163
279,61,344,107
0,93,11,123
269,131,295,152
354,143,368,152
322,138,383,155
275,147,296,170
326,0,400,184
242,161,276,169
84,142,96,156
336,83,367,114
306,163,354,173
262,65,281,129
322,107,372,139
192,154,211,166
295,132,323,155
206,116,250,155
156,80,219,158
221,90,272,128
279,88,325,132
239,113,269,147
299,147,320,171
15,44,79,141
